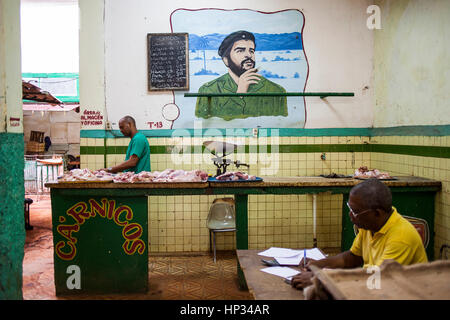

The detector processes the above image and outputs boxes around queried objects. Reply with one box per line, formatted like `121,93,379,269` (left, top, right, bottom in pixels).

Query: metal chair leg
213,231,216,263
209,230,212,253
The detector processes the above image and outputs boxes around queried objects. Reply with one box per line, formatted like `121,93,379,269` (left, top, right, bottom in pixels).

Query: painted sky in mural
171,9,308,129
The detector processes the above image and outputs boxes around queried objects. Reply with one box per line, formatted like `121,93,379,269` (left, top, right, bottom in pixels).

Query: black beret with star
218,30,256,57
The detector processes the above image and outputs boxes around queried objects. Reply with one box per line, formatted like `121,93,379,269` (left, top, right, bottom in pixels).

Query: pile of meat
353,166,393,179
58,168,114,182
58,168,209,183
215,171,257,181
113,169,209,183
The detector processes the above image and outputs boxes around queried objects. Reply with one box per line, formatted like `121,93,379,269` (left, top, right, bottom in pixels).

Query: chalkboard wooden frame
147,33,189,91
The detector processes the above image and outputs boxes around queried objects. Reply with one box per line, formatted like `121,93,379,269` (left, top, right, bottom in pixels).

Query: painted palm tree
199,36,208,71
193,36,218,76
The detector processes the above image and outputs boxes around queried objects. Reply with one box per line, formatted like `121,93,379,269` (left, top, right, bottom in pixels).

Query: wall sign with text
147,33,189,91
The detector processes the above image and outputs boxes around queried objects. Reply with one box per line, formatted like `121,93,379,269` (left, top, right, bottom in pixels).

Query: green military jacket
195,73,287,121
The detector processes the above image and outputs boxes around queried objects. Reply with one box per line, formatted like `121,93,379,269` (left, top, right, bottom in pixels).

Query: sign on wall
147,33,189,91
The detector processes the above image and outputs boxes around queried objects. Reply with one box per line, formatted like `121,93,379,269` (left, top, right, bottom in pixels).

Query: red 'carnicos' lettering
55,240,77,260
67,202,90,224
113,206,133,226
56,199,145,261
123,239,146,255
122,223,142,241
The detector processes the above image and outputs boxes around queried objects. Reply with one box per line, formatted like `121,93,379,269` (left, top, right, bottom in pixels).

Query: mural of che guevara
195,30,288,121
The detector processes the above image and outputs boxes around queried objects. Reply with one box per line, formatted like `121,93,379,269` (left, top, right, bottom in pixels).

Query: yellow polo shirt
350,207,428,268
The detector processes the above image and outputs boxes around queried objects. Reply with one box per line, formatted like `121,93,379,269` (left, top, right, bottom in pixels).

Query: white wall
79,0,105,130
0,0,22,133
374,0,450,127
80,0,374,131
300,0,374,128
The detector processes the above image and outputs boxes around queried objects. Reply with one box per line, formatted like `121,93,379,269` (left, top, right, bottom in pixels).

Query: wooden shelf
184,92,354,99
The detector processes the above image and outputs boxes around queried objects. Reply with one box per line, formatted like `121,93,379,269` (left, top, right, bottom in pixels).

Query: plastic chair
206,198,236,263
402,215,430,249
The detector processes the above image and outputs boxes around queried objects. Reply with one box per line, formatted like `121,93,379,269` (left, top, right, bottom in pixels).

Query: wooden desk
236,249,304,300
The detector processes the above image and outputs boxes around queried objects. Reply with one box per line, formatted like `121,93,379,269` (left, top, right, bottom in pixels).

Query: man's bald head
120,116,136,127
118,116,137,137
350,178,392,213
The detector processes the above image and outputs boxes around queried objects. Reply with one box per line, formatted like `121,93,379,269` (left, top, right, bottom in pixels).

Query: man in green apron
103,116,150,173
195,30,287,121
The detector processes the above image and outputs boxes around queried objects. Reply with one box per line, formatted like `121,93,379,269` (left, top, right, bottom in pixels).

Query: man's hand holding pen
290,257,318,290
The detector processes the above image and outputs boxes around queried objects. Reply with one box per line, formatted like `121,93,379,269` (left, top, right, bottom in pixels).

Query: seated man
292,178,428,290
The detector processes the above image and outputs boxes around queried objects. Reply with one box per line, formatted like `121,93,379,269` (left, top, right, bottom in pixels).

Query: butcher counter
45,176,441,295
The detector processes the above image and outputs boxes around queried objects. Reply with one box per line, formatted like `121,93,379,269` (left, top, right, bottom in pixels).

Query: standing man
103,116,150,173
195,30,287,120
291,178,428,290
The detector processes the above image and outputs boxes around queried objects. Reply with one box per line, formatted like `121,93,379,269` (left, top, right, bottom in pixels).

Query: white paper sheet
257,247,301,258
273,248,327,265
260,266,301,279
306,247,327,261
275,255,303,266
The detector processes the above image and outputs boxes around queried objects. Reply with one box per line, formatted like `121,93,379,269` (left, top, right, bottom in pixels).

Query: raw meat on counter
113,169,209,183
58,168,114,182
58,168,209,183
215,171,256,181
154,169,209,182
353,166,393,179
112,171,137,183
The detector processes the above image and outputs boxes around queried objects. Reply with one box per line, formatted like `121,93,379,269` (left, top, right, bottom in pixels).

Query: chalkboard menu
147,33,189,91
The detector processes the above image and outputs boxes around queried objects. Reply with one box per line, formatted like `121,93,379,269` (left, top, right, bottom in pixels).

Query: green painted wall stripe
370,144,450,158
82,144,368,155
80,143,450,159
277,128,372,137
80,146,106,154
371,125,450,137
278,144,367,153
81,124,450,139
81,128,373,138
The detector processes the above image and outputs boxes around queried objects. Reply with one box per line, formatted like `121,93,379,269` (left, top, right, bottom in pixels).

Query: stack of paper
258,247,301,258
258,247,326,265
258,247,325,279
277,248,326,265
258,247,327,279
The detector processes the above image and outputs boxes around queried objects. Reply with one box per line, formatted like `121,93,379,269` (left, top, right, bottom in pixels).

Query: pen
303,249,306,268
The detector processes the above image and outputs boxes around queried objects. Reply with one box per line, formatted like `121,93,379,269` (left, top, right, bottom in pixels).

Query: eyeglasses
346,202,372,217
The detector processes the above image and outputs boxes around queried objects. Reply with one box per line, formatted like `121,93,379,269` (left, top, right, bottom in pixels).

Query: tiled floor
22,195,252,300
